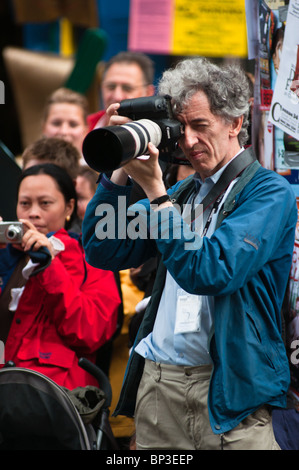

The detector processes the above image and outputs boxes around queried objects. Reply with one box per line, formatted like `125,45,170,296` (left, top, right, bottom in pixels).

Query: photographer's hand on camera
15,219,55,258
107,103,171,208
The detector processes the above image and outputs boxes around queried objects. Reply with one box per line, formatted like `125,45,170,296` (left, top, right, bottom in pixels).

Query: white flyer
269,0,299,140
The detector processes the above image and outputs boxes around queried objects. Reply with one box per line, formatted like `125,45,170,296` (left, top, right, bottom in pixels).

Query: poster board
128,0,247,58
268,0,299,142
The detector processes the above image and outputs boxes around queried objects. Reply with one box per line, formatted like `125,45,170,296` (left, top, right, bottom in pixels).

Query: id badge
174,289,202,334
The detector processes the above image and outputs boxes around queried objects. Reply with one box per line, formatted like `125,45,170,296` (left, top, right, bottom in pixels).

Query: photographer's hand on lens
125,143,167,200
15,219,55,258
111,142,169,205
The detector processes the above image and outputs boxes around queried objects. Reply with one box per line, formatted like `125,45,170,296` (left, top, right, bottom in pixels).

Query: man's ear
229,116,243,137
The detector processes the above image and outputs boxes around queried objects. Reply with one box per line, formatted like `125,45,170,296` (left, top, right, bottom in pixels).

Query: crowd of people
1,48,299,451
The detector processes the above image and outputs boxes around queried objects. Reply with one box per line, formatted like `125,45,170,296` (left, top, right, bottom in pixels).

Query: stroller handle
78,357,112,408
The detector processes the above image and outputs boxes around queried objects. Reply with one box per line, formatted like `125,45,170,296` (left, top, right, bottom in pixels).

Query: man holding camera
82,57,297,450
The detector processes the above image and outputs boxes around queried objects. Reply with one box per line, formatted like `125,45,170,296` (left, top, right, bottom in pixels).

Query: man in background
87,51,155,130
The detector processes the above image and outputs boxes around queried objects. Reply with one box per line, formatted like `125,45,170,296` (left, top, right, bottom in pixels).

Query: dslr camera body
82,95,186,173
0,221,23,243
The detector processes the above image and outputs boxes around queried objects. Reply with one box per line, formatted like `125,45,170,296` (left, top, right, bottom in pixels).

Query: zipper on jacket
220,433,224,450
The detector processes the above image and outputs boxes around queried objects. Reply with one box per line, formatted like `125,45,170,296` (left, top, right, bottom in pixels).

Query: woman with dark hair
0,163,120,389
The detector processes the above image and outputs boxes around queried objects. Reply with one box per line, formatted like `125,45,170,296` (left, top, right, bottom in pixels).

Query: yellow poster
172,0,248,57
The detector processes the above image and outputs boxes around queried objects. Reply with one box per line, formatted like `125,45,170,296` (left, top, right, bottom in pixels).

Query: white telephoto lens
122,119,162,157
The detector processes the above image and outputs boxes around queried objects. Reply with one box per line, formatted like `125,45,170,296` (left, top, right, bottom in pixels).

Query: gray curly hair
158,57,251,147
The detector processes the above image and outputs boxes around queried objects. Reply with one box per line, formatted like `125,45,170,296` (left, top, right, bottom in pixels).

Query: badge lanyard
200,192,225,237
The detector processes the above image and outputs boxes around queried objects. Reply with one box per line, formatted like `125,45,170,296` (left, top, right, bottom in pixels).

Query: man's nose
111,85,128,102
59,122,71,135
182,126,198,148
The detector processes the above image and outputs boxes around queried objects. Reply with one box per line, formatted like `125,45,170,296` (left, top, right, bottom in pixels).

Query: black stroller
0,358,119,450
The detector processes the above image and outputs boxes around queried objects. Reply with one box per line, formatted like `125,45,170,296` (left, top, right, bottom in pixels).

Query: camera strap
190,147,257,234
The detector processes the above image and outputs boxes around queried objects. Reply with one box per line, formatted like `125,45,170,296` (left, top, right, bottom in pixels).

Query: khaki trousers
134,359,280,450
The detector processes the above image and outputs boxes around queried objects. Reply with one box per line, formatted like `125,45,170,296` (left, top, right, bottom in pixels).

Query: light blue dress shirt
135,155,241,366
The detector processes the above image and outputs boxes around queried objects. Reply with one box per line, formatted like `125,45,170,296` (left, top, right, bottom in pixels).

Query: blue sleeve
82,175,158,270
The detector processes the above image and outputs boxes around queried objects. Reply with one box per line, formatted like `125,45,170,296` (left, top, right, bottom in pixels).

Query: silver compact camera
0,221,24,243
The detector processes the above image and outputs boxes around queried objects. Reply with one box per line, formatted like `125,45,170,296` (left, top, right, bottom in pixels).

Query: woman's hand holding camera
16,219,55,258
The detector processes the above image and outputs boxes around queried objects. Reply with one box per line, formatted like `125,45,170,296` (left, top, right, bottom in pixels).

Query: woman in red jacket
0,163,120,389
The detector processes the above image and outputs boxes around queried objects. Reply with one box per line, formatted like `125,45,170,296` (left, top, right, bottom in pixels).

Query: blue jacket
82,152,297,433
